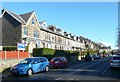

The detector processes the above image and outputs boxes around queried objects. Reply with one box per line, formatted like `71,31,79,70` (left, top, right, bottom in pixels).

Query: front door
29,41,36,54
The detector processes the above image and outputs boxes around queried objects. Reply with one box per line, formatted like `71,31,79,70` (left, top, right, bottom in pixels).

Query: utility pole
118,1,120,51
118,28,120,50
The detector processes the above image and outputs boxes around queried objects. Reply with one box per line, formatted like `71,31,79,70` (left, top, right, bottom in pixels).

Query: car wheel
45,66,49,72
27,69,33,76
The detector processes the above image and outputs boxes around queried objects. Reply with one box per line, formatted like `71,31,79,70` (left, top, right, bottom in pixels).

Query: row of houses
0,9,110,54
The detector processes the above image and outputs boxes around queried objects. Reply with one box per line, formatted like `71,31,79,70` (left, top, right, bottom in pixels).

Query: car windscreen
116,54,120,55
113,57,120,60
52,58,60,61
20,58,33,64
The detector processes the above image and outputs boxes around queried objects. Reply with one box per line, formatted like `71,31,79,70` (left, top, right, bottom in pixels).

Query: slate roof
1,9,34,24
20,11,34,22
6,9,26,24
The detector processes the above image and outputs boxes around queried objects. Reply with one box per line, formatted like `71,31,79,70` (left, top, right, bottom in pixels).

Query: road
2,57,120,81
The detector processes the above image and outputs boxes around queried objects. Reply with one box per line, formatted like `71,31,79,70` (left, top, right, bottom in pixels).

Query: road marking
55,77,61,80
102,65,109,75
69,62,92,69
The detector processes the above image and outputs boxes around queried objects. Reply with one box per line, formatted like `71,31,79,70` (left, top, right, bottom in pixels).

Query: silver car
110,54,120,68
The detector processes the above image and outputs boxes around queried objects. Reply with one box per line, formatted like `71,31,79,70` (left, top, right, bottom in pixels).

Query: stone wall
0,58,25,72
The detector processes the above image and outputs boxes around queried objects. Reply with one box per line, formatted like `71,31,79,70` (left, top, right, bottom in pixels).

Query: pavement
0,60,84,79
0,67,11,79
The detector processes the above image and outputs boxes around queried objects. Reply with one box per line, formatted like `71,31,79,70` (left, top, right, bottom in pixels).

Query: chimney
1,9,5,14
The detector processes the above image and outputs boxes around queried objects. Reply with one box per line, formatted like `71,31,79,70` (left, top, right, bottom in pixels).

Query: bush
33,48,80,61
33,48,42,57
25,46,29,51
41,55,54,61
3,46,17,51
54,50,67,56
42,48,55,56
33,48,55,57
83,49,99,56
54,50,70,61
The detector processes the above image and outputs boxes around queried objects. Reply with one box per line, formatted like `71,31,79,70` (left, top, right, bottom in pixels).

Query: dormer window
32,18,35,25
42,24,46,28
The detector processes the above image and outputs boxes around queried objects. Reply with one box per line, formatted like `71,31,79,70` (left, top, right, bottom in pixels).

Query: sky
1,2,118,49
1,0,119,2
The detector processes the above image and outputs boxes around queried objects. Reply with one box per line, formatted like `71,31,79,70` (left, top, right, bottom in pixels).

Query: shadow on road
1,67,11,78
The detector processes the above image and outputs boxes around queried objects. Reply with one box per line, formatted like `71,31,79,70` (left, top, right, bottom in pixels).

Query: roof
40,28,74,40
20,11,34,22
8,10,26,24
1,9,35,24
25,57,47,59
2,9,26,24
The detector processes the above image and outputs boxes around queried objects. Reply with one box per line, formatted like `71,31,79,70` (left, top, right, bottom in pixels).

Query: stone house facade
1,9,105,54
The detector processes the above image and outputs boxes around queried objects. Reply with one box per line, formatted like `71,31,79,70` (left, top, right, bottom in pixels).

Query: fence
0,51,29,59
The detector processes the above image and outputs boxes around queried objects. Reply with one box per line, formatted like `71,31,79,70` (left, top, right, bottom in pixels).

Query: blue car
10,57,49,76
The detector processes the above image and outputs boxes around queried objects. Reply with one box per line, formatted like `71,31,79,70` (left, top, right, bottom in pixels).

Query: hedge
33,48,55,56
25,46,29,51
3,46,29,51
3,46,17,51
33,48,80,61
32,48,100,61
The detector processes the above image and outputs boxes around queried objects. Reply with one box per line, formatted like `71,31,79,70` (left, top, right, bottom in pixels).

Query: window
49,36,51,41
52,36,54,40
68,41,69,45
34,31,36,37
36,31,39,38
42,24,46,28
24,27,28,36
34,30,39,38
45,35,48,40
32,18,35,25
40,58,47,62
34,58,40,63
113,57,120,60
55,36,57,42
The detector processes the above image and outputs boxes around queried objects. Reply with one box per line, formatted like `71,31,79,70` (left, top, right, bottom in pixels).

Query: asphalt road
2,57,120,81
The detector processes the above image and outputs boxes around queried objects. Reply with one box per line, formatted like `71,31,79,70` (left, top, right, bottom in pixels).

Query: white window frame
24,27,28,36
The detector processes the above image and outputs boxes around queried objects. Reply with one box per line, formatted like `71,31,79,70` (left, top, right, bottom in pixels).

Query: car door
63,57,67,66
39,58,47,71
113,56,120,67
60,57,66,67
31,58,41,73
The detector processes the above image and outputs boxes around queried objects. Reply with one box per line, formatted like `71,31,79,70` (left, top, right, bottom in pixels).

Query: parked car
85,54,93,61
50,57,68,68
10,57,49,76
110,54,120,68
93,54,101,60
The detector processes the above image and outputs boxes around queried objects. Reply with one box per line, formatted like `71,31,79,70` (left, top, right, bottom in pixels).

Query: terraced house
1,9,103,54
